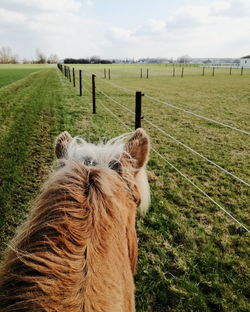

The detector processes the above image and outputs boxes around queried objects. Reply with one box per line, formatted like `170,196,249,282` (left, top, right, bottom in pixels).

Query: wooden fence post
146,68,149,79
92,74,96,114
173,66,175,77
140,68,142,79
202,67,205,76
135,91,142,129
104,68,106,79
64,66,67,77
79,70,82,96
73,68,75,87
181,66,184,78
229,67,232,75
108,69,111,80
241,67,244,76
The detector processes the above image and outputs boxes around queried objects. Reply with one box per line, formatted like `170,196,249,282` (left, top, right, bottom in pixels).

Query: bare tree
47,54,59,64
0,47,18,64
35,49,47,64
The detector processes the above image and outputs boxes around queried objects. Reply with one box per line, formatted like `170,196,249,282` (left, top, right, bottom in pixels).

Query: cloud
86,0,94,7
0,0,82,13
210,0,250,17
134,19,166,37
0,8,27,24
0,0,249,59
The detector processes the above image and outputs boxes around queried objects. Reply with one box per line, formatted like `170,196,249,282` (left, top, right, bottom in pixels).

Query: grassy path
0,68,84,254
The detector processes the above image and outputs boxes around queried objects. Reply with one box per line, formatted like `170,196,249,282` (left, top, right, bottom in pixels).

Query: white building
240,55,250,68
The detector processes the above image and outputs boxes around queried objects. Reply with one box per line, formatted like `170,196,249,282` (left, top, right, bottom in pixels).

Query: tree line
64,57,112,64
0,47,59,64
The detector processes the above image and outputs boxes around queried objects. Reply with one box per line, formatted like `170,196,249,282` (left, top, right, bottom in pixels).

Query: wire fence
58,64,250,234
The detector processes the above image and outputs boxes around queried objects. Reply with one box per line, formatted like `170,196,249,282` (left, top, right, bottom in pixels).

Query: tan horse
0,128,150,312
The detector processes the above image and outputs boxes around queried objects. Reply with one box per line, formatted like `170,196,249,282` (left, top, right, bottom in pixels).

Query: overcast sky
0,0,249,60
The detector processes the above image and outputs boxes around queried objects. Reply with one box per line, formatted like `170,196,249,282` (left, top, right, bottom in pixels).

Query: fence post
229,67,232,75
79,70,82,96
92,74,96,114
68,67,71,82
104,68,106,79
146,68,149,79
202,66,205,76
140,68,142,78
212,67,215,76
181,66,184,78
108,68,111,80
135,91,142,129
64,66,67,77
73,68,75,87
241,66,243,76
173,66,175,77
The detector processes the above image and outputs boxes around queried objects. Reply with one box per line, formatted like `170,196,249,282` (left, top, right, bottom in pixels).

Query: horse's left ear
124,128,150,169
55,131,72,159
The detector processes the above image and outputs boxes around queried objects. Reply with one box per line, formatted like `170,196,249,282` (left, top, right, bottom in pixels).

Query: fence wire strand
98,99,132,131
151,147,250,233
143,118,250,187
145,94,250,135
97,88,134,114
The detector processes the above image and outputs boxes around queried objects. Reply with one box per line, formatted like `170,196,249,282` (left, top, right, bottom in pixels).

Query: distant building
240,55,250,68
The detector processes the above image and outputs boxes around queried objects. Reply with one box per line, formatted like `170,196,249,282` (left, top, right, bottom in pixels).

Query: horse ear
55,131,72,159
124,128,150,169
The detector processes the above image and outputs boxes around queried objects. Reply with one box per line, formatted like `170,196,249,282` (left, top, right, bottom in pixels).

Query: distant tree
0,47,18,64
90,56,101,64
47,54,59,64
177,55,192,64
35,49,47,64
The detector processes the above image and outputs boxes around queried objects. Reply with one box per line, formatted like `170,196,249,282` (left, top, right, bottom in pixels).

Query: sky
0,0,249,60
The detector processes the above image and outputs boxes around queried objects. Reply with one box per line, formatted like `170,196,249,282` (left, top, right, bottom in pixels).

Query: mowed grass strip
0,67,90,256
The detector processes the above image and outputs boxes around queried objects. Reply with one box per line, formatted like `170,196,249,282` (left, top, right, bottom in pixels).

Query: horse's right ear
124,128,150,169
55,131,72,159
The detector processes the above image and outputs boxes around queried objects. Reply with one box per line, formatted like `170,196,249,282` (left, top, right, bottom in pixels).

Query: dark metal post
64,66,67,77
92,74,96,114
108,68,111,80
140,68,142,78
173,66,175,77
202,66,205,76
104,68,106,79
73,68,75,87
135,91,142,129
68,67,71,82
146,68,149,79
241,66,243,76
79,70,82,96
212,67,215,76
229,67,232,75
181,66,184,78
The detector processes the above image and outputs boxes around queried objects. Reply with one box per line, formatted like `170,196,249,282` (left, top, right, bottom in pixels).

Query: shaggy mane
0,128,150,312
0,161,138,312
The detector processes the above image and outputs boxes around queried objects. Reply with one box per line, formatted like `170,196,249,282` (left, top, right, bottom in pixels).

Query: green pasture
0,64,249,311
0,64,53,88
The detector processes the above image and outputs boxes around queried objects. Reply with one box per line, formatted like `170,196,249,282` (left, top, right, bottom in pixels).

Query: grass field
0,64,53,88
0,64,249,311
